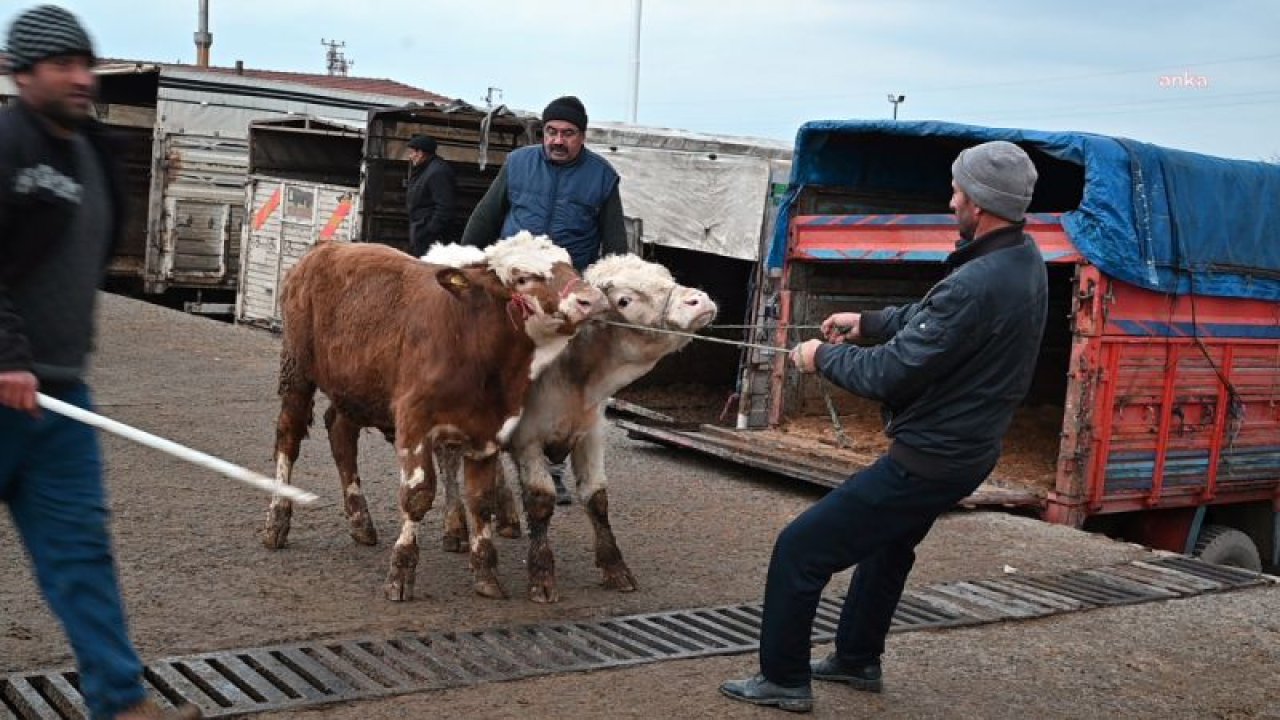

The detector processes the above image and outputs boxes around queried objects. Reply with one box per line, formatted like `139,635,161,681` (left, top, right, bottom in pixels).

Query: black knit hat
4,5,95,72
407,135,438,153
542,96,588,131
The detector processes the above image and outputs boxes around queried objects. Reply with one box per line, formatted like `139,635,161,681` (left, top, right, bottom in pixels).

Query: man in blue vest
463,95,628,504
463,95,627,270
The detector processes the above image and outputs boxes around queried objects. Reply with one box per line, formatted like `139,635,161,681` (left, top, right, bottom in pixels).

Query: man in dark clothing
721,141,1048,713
0,6,202,719
404,134,456,257
462,95,628,505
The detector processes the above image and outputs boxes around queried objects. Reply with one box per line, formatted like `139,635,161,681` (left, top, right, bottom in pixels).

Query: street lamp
888,93,905,120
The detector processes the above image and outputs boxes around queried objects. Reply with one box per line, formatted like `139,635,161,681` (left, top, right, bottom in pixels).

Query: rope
705,323,828,330
821,383,853,449
599,320,793,354
602,319,857,445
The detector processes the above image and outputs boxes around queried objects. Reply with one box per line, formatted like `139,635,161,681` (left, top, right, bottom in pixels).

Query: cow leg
515,445,560,603
463,452,507,599
441,449,519,551
324,406,377,546
438,444,469,553
493,459,522,539
385,435,435,602
263,366,314,549
573,425,637,592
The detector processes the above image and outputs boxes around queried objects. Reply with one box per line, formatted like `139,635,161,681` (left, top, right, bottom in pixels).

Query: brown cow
439,254,718,602
263,233,608,601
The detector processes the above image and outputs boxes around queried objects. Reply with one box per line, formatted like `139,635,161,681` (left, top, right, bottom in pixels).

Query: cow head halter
559,276,590,301
507,292,538,328
657,285,679,330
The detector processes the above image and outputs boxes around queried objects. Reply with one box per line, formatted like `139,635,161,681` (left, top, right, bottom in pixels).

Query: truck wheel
1192,525,1262,572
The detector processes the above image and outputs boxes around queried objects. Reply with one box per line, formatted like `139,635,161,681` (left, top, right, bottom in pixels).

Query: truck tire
1193,525,1262,572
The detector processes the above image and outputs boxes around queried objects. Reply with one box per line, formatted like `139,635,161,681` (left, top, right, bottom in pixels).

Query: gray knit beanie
951,141,1038,222
4,5,95,72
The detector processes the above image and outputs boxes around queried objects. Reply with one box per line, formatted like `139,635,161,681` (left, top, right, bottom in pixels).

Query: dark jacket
405,155,457,255
814,225,1049,481
0,102,126,374
461,145,627,271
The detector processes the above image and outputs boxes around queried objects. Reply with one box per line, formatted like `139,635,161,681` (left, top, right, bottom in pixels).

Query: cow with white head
439,253,718,602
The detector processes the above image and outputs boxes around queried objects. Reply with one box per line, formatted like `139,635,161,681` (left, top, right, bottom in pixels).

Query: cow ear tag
437,268,470,295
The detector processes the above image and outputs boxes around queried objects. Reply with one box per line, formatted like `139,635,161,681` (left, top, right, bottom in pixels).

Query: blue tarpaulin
769,120,1280,301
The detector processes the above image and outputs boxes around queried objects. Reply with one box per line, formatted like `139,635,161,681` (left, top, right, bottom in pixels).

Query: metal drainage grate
1,556,1268,719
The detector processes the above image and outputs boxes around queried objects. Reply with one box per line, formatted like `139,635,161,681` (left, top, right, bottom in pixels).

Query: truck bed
613,396,1054,509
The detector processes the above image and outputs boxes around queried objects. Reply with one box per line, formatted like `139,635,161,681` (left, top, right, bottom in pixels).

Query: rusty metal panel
103,124,156,281
236,177,358,330
236,179,284,327
150,133,249,291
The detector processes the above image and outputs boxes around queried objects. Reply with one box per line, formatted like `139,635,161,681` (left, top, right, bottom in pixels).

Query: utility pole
626,0,642,124
888,93,905,120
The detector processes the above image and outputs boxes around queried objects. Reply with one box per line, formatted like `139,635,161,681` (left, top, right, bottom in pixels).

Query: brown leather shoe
114,699,203,719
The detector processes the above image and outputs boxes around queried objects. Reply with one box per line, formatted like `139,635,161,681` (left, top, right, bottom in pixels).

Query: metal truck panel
148,133,249,292
236,177,358,329
789,213,1081,264
1050,266,1279,523
97,66,436,294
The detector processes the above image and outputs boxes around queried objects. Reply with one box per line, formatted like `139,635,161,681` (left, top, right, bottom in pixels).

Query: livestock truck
620,121,1280,572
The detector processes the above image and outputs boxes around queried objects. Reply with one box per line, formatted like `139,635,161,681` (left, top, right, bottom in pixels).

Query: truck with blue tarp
620,120,1280,571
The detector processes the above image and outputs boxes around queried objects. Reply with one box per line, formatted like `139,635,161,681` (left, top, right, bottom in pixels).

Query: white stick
36,393,318,505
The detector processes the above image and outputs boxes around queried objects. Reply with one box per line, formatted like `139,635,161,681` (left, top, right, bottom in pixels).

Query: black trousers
758,454,990,686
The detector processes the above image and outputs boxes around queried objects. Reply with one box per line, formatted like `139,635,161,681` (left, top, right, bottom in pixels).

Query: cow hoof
261,527,289,550
602,564,639,593
384,575,415,602
348,515,378,546
474,577,508,599
496,521,522,539
528,582,560,604
441,534,467,553
386,543,418,601
262,504,293,549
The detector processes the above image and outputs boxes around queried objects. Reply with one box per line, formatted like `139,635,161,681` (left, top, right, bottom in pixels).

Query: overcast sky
17,0,1280,160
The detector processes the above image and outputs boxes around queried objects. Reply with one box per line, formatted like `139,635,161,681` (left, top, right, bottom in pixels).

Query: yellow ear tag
449,273,469,288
